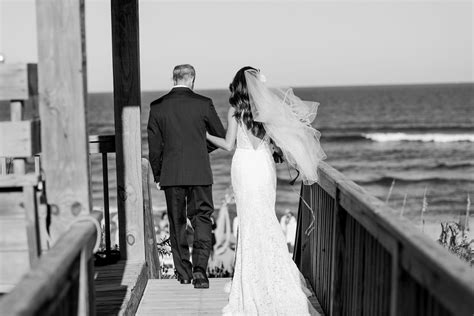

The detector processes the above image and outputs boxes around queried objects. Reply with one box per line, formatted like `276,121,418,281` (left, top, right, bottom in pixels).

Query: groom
147,64,225,288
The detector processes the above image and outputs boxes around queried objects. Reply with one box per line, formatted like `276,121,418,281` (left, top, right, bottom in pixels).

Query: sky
0,0,472,92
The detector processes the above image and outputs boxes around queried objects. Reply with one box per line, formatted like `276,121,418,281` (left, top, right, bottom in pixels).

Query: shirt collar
172,85,191,89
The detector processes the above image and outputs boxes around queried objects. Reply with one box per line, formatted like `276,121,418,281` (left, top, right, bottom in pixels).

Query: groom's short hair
173,64,195,82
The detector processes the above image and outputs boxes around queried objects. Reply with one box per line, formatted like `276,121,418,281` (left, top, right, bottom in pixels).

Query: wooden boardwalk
136,278,324,316
137,278,230,315
95,260,147,315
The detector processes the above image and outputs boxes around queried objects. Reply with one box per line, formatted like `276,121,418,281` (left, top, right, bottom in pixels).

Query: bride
206,67,325,315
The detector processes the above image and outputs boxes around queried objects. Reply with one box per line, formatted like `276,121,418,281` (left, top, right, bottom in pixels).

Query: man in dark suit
147,64,225,288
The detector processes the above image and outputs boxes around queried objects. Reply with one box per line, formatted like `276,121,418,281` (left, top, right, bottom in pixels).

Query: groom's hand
156,182,161,190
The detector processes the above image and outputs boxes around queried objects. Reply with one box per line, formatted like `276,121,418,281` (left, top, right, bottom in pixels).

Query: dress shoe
192,271,209,289
175,273,192,285
179,278,192,284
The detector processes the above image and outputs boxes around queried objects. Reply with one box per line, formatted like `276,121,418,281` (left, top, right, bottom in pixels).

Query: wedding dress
222,123,319,316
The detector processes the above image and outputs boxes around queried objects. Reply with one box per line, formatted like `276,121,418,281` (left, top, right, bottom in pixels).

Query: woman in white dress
206,67,325,316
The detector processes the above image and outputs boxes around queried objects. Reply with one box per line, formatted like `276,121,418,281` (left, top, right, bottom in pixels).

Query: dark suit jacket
147,87,226,186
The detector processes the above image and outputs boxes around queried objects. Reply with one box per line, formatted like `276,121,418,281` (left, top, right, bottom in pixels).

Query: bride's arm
206,107,237,151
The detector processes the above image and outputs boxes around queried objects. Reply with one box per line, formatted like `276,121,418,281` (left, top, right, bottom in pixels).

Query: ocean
2,83,473,234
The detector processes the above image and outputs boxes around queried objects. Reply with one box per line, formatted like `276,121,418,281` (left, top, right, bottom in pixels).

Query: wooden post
330,186,344,316
142,158,161,278
111,0,145,261
36,0,91,242
0,158,6,175
10,100,26,174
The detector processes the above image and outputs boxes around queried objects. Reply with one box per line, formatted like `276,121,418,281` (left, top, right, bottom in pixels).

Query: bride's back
237,123,267,150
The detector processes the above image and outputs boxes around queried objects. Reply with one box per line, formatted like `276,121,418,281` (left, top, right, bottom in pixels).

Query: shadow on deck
95,260,147,315
136,278,324,316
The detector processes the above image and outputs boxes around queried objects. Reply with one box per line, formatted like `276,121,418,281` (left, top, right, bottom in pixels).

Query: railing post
389,243,400,316
330,185,344,316
293,184,312,278
142,158,161,279
101,152,111,256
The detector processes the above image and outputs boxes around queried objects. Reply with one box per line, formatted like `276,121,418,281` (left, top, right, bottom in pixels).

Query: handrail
294,161,474,316
0,212,101,315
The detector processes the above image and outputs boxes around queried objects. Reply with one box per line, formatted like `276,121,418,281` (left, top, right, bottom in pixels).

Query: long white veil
244,69,326,184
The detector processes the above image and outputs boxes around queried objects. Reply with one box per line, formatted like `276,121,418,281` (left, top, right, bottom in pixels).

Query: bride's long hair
229,66,266,139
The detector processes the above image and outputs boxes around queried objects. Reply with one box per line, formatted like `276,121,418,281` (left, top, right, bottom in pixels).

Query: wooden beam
142,158,161,279
36,0,91,242
0,120,40,158
111,0,145,261
0,63,38,101
0,174,40,188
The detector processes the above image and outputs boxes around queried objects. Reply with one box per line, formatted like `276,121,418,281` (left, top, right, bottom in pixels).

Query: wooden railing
294,161,474,316
0,212,101,315
88,134,115,259
88,134,160,277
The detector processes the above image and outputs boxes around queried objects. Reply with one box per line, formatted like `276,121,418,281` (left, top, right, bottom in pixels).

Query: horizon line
88,81,474,94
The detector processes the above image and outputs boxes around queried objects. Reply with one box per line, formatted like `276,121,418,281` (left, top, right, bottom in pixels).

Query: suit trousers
163,185,214,279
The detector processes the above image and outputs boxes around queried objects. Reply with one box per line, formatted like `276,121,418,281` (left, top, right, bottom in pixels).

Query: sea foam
363,133,474,143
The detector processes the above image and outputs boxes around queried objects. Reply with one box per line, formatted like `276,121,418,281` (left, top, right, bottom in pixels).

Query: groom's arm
205,100,226,153
147,111,164,183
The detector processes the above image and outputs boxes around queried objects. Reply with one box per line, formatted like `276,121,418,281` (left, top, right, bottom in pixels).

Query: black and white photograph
0,0,472,315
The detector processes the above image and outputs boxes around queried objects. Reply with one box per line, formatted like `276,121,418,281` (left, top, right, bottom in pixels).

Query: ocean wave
432,161,474,169
323,134,368,142
355,175,474,186
363,133,474,143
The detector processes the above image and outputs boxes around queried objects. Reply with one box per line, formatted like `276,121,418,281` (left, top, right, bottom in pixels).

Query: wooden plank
337,178,398,253
36,0,91,243
317,161,346,199
0,120,41,157
94,260,148,316
141,158,160,279
0,217,28,250
136,279,229,316
0,250,30,289
111,0,145,262
0,174,39,188
0,63,37,101
136,278,325,315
